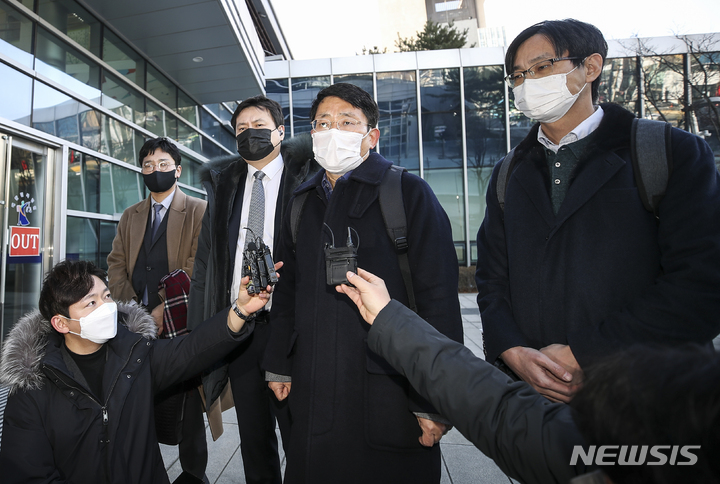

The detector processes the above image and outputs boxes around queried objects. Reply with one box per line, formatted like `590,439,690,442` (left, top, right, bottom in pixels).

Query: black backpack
497,118,673,217
290,165,417,312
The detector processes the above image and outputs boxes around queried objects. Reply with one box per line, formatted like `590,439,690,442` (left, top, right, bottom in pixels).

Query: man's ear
584,53,603,83
51,315,70,334
278,126,285,140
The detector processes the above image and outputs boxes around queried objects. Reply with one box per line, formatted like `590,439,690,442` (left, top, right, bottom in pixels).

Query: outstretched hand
335,268,391,325
236,261,284,315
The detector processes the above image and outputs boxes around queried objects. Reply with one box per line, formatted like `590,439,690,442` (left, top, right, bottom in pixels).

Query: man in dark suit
188,96,319,484
107,137,208,484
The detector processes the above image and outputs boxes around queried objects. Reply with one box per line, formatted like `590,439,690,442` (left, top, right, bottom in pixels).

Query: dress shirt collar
247,152,284,181
151,186,176,211
538,105,604,153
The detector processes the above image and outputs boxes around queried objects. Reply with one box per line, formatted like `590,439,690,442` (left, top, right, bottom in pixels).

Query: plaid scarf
158,269,191,339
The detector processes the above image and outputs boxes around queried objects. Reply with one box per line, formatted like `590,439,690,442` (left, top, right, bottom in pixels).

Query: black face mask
236,128,281,161
143,170,177,193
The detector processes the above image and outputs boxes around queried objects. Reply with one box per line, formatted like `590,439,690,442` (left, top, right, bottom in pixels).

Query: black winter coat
262,152,464,483
0,302,251,483
187,134,320,408
369,300,590,484
476,104,720,367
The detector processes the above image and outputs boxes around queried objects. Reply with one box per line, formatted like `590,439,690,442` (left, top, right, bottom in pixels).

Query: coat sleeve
150,307,253,393
0,393,71,483
107,210,139,304
181,199,207,279
568,130,720,366
187,201,212,331
474,158,531,364
368,300,588,484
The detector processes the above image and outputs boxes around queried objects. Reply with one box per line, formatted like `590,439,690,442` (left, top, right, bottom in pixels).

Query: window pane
642,54,685,127
201,138,223,159
67,151,140,215
35,27,101,102
103,29,145,87
65,217,116,270
177,121,201,153
333,74,373,97
177,90,197,126
420,68,463,169
144,99,165,136
37,0,101,56
266,78,290,127
599,57,638,114
463,65,506,263
424,169,466,264
0,63,32,125
178,158,203,190
32,80,81,143
67,150,101,212
199,108,233,150
292,76,330,135
147,64,176,109
79,109,104,152
690,51,720,166
102,72,145,123
111,163,142,213
103,116,139,165
0,1,34,68
377,71,419,172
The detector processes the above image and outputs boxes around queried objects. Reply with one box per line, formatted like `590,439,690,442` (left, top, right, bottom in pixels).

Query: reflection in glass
144,99,165,136
177,121,201,153
67,150,142,215
599,57,638,114
79,109,104,152
463,66,506,262
420,68,465,263
147,64,177,110
65,216,116,270
37,0,101,56
35,27,101,103
333,74,373,97
376,71,419,172
266,78,290,127
292,76,330,135
103,116,139,165
690,51,720,163
0,2,34,68
177,90,197,126
178,159,203,190
3,143,47,339
642,55,685,127
0,63,32,125
101,72,145,124
420,68,463,169
32,80,80,142
199,108,234,152
424,169,466,264
103,29,145,87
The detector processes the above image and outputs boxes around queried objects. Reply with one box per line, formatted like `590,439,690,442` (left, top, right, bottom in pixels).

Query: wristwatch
231,300,254,321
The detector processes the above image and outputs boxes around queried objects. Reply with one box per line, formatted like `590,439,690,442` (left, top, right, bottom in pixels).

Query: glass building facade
0,0,239,340
265,36,720,266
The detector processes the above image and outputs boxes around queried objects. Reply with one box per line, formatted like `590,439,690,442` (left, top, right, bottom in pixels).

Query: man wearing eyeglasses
262,83,463,483
476,19,720,404
107,137,208,484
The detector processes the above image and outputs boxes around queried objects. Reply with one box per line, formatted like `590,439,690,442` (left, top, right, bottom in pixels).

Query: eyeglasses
504,57,582,88
311,118,370,132
142,161,177,173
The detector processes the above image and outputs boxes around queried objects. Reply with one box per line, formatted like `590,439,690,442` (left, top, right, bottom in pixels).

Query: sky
270,0,720,60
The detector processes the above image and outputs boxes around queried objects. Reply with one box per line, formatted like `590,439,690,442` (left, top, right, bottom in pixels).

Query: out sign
9,226,41,257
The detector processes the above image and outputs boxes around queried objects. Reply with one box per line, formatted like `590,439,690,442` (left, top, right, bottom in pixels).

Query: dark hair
310,83,379,129
231,95,284,131
571,344,720,484
505,19,608,103
38,260,108,321
138,137,182,166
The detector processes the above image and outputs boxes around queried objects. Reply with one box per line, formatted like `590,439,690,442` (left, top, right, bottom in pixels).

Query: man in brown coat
107,136,208,484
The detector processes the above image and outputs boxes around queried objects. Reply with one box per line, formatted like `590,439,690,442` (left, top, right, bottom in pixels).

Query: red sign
9,226,41,257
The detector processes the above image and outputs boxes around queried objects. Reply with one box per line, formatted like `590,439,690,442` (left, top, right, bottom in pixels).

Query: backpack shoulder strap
379,165,416,313
631,117,673,217
290,191,309,248
496,147,517,212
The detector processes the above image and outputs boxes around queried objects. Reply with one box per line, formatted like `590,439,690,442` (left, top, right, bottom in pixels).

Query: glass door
0,134,55,343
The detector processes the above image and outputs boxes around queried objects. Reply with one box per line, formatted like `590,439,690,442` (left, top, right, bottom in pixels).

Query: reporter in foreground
336,269,720,484
0,259,280,484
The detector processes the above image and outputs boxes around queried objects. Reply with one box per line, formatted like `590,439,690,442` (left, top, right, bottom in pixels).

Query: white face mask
312,129,370,175
67,302,118,344
513,65,587,124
